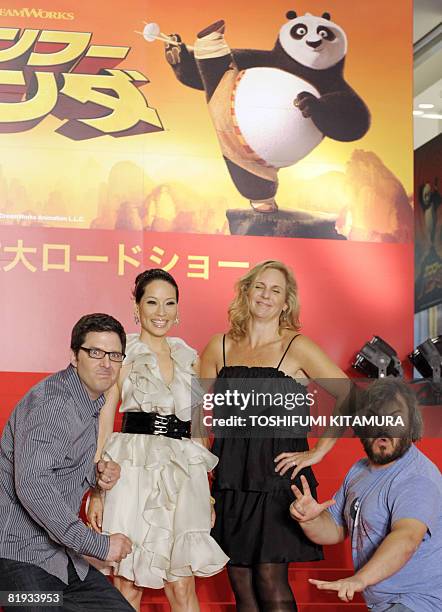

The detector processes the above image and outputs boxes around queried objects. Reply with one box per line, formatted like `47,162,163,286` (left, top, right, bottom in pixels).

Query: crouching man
0,314,134,611
290,378,442,612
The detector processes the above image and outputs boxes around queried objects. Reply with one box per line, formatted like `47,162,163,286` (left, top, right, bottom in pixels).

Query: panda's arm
232,49,277,70
169,47,276,88
165,37,204,90
320,84,370,141
298,82,370,142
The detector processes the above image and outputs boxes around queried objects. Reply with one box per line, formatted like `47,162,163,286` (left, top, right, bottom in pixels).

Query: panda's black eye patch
317,26,335,41
290,23,308,39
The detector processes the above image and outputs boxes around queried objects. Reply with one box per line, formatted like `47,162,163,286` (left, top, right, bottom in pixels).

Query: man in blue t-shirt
290,378,442,612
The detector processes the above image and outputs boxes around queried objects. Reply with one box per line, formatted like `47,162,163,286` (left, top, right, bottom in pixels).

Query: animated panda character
165,10,370,212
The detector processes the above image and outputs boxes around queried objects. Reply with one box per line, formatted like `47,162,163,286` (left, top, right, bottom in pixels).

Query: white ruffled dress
100,334,228,588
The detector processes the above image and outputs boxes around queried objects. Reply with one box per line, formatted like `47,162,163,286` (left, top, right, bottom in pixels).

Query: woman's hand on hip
274,446,326,479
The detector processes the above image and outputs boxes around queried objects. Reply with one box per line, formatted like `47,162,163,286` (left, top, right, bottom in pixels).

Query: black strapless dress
211,365,324,565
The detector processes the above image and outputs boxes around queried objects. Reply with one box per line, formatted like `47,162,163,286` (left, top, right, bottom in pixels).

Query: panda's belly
233,67,323,168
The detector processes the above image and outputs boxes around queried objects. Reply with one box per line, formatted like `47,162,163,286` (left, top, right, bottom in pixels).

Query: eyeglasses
79,346,126,362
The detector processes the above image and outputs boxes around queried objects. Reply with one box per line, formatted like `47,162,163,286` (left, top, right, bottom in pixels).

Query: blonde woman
87,269,228,612
201,260,348,612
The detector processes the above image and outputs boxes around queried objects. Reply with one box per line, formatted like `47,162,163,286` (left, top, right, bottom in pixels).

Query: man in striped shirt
0,313,134,611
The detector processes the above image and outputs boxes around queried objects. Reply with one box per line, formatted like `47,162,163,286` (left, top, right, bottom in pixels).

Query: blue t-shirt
328,445,442,612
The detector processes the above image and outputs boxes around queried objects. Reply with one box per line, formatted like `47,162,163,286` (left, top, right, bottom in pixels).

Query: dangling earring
174,315,180,325
134,311,140,325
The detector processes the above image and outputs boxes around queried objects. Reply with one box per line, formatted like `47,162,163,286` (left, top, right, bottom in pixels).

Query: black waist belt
121,411,191,439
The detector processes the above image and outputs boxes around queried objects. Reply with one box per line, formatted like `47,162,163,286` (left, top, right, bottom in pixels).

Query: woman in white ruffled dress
87,269,228,611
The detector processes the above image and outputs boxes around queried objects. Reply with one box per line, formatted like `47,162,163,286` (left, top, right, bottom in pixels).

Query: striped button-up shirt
0,365,110,583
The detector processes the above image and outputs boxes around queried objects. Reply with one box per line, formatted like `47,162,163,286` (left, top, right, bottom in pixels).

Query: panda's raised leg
194,20,234,102
224,158,278,212
195,22,278,212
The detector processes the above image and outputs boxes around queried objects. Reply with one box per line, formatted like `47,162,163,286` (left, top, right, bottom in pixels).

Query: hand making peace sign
289,475,336,522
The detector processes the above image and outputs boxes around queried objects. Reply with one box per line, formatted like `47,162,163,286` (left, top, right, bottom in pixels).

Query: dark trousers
0,558,134,611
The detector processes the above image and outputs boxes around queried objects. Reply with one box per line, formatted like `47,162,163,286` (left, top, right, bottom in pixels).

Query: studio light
409,337,442,382
352,336,403,378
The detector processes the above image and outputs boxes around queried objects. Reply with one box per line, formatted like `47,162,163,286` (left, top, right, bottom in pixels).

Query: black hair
71,313,126,355
359,378,423,442
132,269,179,303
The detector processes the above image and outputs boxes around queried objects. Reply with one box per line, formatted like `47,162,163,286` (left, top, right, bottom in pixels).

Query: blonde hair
228,260,300,341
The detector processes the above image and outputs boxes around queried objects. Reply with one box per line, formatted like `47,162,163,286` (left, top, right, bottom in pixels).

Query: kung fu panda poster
0,0,412,242
414,133,442,312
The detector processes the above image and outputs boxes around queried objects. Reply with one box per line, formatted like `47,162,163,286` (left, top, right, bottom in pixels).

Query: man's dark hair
359,378,423,442
71,313,126,355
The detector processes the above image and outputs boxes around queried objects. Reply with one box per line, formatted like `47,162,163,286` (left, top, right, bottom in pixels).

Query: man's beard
361,436,412,465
